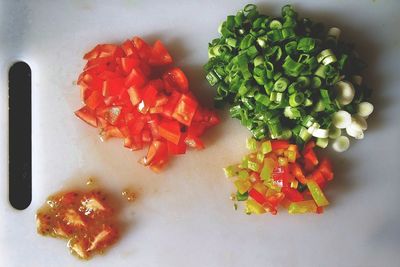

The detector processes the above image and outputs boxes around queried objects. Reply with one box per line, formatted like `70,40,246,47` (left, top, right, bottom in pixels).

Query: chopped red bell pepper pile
224,139,333,215
75,37,219,171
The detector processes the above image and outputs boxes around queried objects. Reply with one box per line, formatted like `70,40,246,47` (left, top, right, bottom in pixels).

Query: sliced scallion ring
335,81,355,105
332,136,350,152
332,110,351,129
357,102,374,118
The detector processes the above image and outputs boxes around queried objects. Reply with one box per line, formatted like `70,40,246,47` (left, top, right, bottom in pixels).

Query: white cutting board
1,0,400,266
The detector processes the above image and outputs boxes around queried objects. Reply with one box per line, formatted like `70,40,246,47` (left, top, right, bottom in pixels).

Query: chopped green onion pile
204,4,374,151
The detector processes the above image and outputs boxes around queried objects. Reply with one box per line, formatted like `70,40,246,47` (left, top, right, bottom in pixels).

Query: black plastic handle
9,61,32,210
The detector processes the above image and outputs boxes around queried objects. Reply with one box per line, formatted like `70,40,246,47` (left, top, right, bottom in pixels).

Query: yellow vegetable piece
253,182,268,195
307,180,330,207
234,179,251,194
288,200,317,214
246,199,266,214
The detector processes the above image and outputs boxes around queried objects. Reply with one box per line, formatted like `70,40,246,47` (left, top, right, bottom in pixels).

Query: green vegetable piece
273,77,289,92
307,180,330,206
261,140,272,154
238,170,249,179
223,165,239,178
246,137,258,152
260,158,275,181
236,191,249,201
247,160,260,172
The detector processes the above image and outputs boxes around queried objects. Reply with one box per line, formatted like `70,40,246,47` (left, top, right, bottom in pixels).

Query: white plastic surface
1,0,400,266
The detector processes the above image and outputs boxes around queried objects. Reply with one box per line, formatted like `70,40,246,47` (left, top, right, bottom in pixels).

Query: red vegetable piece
282,187,304,202
303,149,319,166
83,45,101,60
172,94,198,126
249,188,266,205
161,90,182,118
184,135,205,150
149,40,173,66
127,86,142,106
138,83,159,114
125,67,146,88
102,78,124,97
162,67,189,93
187,122,207,137
121,39,137,57
318,158,334,181
141,140,168,167
158,120,182,145
85,90,103,110
271,140,290,150
119,57,140,74
167,133,187,155
132,37,152,60
75,106,97,127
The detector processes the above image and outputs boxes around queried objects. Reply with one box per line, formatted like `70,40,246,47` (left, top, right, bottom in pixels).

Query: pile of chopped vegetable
224,138,333,215
205,4,373,152
75,37,219,171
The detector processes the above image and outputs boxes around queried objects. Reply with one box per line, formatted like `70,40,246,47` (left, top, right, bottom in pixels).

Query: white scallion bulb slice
357,102,374,118
335,81,355,105
332,136,350,152
327,27,341,40
351,114,368,130
346,124,364,139
332,110,352,129
312,128,329,138
329,126,341,139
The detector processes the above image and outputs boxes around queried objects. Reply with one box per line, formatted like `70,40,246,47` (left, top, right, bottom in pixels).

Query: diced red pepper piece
172,94,198,126
127,86,142,106
271,140,290,150
102,78,124,97
185,135,205,150
303,149,319,166
167,133,187,155
149,40,173,66
187,122,207,137
138,83,159,114
289,163,308,185
282,187,304,202
158,120,181,145
75,106,97,127
132,36,152,60
121,39,137,57
124,66,146,88
83,44,101,60
318,158,334,181
249,188,266,205
85,90,103,110
119,57,140,74
161,90,182,118
162,67,189,93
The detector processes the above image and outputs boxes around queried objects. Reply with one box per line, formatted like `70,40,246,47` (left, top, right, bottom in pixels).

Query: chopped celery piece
223,165,239,178
288,200,317,214
287,150,296,162
247,160,260,172
307,180,329,206
234,179,251,194
261,140,272,154
246,199,266,214
260,158,275,180
238,170,249,179
246,137,258,152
